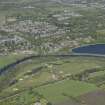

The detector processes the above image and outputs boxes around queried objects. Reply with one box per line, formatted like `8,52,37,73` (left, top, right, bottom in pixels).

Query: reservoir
72,44,105,55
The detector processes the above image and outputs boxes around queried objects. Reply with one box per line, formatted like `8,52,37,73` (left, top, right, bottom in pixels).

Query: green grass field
53,57,105,75
0,56,105,105
0,79,98,105
35,80,98,103
0,54,27,68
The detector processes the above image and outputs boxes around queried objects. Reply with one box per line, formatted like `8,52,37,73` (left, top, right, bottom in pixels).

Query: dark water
72,44,105,55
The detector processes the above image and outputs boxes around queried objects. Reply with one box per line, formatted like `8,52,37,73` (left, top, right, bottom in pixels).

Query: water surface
72,44,105,55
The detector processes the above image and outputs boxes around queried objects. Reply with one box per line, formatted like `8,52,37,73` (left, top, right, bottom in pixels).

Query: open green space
0,56,105,105
35,80,98,103
0,54,27,68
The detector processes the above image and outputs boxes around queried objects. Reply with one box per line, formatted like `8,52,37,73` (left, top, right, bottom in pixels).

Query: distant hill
0,0,105,4
0,0,98,3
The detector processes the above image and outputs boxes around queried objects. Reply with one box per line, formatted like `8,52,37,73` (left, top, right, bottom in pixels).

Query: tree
47,102,52,105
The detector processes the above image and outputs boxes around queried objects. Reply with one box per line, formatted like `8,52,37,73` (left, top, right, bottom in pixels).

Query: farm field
0,56,105,105
0,54,28,68
35,80,98,104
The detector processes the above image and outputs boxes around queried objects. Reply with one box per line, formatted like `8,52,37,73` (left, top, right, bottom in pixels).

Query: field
35,80,98,104
0,54,28,68
0,56,105,105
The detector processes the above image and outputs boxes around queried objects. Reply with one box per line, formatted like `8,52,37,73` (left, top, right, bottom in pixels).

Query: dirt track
80,90,105,105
